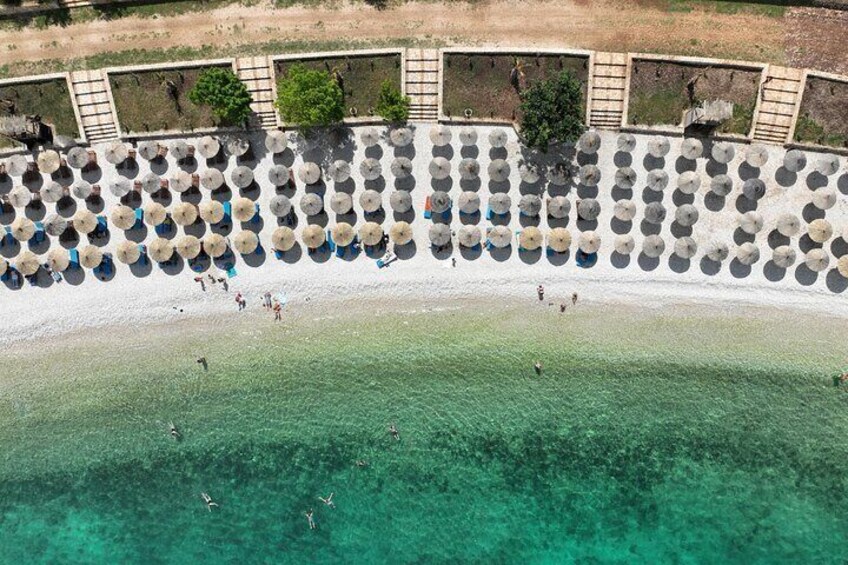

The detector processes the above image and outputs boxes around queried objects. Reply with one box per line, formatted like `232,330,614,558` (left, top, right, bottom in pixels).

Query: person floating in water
169,423,181,439
534,361,543,375
196,357,208,371
318,493,335,509
355,460,369,468
305,509,316,530
201,492,218,512
389,423,400,441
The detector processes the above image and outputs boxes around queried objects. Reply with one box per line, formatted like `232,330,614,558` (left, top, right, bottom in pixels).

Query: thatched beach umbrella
458,191,480,214
295,193,321,217
44,214,68,237
326,161,350,183
428,223,451,246
389,190,412,213
172,202,198,226
430,191,451,214
815,154,840,176
578,164,600,187
148,237,174,263
232,197,257,222
807,218,833,243
812,188,836,210
680,138,703,160
429,125,452,147
72,181,92,200
647,136,670,159
361,127,380,147
709,174,733,197
614,234,635,255
199,200,225,224
231,166,254,189
144,202,167,226
359,190,383,213
15,250,39,276
79,245,103,269
391,157,413,179
736,242,760,265
742,178,766,201
200,168,224,191
47,248,69,272
332,223,356,247
268,165,290,187
390,221,413,245
547,196,570,219
459,158,480,180
644,201,666,225
488,159,510,182
116,240,141,265
457,225,482,248
489,129,508,148
137,141,159,161
745,144,769,168
4,154,27,176
429,157,451,180
617,133,636,153
73,209,97,234
646,169,668,192
170,170,192,193
37,150,61,174
141,172,161,194
783,149,806,173
390,127,413,147
519,227,543,250
547,228,571,252
459,127,478,146
111,205,136,230
615,167,637,189
706,241,729,262
233,231,259,255
738,211,764,234
302,225,326,248
837,256,848,279
677,171,701,195
104,140,128,165
8,186,31,208
40,181,63,203
203,233,228,258
642,234,665,257
170,140,190,161
577,198,600,221
515,193,541,217
226,136,250,158
66,146,89,169
711,142,735,164
578,131,601,154
361,158,383,181
548,162,571,186
776,213,801,237
359,222,384,246
265,130,288,154
613,199,636,221
298,162,321,185
674,236,698,259
675,203,699,227
110,179,132,198
172,236,200,261
772,245,796,269
578,230,601,254
198,136,220,159
489,193,511,216
329,192,352,215
11,217,35,241
271,227,295,252
519,163,541,184
488,225,512,248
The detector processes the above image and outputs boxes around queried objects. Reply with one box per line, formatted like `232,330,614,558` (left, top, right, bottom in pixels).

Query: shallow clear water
1,305,846,563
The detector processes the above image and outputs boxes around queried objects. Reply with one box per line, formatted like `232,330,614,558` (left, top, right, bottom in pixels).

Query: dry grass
0,78,79,137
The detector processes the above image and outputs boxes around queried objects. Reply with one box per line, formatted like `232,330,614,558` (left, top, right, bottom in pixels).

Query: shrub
518,70,584,151
187,67,253,125
275,64,345,127
375,80,410,123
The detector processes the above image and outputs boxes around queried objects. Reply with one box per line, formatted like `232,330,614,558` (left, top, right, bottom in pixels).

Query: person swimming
318,493,335,509
389,423,400,441
169,423,180,439
305,509,316,530
534,361,543,375
355,460,369,468
201,492,218,512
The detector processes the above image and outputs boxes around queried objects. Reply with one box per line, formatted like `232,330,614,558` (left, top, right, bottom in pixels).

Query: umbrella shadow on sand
611,251,630,269
826,270,848,293
394,241,417,261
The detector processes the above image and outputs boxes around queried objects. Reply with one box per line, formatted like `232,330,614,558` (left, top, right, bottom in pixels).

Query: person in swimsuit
305,509,316,530
355,460,369,468
318,493,335,509
201,492,218,512
389,423,400,441
169,423,180,439
534,361,543,375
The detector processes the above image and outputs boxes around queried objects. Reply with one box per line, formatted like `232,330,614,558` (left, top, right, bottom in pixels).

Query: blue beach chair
95,253,114,278
576,250,597,268
2,226,13,246
155,216,172,237
486,206,493,221
133,208,144,230
250,203,261,226
31,221,46,245
227,266,238,278
69,248,80,269
326,230,336,253
137,244,149,266
95,215,108,236
274,249,284,260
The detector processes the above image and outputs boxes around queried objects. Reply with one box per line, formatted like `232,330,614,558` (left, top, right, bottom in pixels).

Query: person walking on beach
318,493,335,509
273,301,282,321
263,291,272,309
389,423,400,441
537,285,545,301
560,303,566,314
194,276,206,291
201,492,218,512
572,292,578,305
221,278,229,292
305,509,316,530
235,292,246,311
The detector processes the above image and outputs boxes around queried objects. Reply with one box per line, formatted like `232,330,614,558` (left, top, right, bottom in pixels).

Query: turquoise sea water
0,305,847,563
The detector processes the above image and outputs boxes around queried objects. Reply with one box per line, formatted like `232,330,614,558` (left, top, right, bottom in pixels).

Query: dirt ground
784,8,848,75
793,76,848,147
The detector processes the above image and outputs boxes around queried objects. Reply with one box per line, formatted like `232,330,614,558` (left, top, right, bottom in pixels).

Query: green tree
518,70,584,151
275,64,345,127
187,67,253,125
374,80,410,123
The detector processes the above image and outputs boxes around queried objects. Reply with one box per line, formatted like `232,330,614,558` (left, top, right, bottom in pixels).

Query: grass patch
664,0,788,17
0,78,79,137
274,53,402,116
793,77,848,149
442,53,588,122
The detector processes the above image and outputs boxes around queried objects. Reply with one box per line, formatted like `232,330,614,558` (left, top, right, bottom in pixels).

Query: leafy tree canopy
275,64,345,127
188,67,253,125
375,80,410,123
518,70,584,151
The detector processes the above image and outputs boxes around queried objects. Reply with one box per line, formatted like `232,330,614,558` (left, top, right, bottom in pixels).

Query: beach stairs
235,56,278,130
587,52,628,130
751,66,805,144
405,48,440,122
69,70,119,143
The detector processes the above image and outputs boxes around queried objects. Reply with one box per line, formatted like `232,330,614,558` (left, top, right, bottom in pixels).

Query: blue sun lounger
30,221,46,245
133,208,144,230
326,230,336,253
94,215,108,236
576,250,597,268
137,244,148,266
69,248,80,269
2,226,13,246
189,257,205,273
95,253,114,278
1,268,22,289
250,203,261,226
227,266,238,278
155,216,172,237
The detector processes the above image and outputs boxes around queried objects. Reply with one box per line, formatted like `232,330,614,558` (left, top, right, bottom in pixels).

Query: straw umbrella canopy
647,136,670,158
646,169,668,192
360,190,383,213
360,127,380,147
457,225,482,248
390,127,413,147
644,202,667,225
198,136,220,159
332,223,356,247
265,130,288,154
330,193,352,215
616,133,636,153
429,157,451,180
169,170,192,193
711,142,735,164
271,227,296,252
675,204,699,227
170,140,190,161
116,240,141,264
674,236,698,259
40,181,63,203
71,180,92,200
815,154,840,176
706,242,729,262
326,160,350,183
66,146,89,169
642,234,665,258
738,211,764,234
360,158,383,181
615,167,637,189
519,163,541,184
489,193,511,215
47,248,69,271
200,168,224,191
430,191,451,214
489,129,508,148
742,178,766,201
268,165,291,187
226,136,250,158
227,197,253,222
519,227,543,250
15,250,40,276
44,214,68,236
144,202,167,226
140,172,161,194
148,238,175,263
519,194,542,217
8,186,31,208
299,193,323,216
359,222,384,246
391,157,413,179
488,225,512,248
676,171,701,195
11,217,35,241
4,154,27,176
231,166,254,189
776,213,801,237
104,140,128,165
783,149,806,172
613,199,636,221
203,233,229,258
805,249,830,273
680,138,703,160
79,245,103,269
772,245,796,269
578,230,601,253
547,228,572,252
233,231,259,255
109,179,132,198
614,234,635,255
578,131,601,154
578,164,600,187
709,174,733,196
73,209,97,234
488,159,510,182
812,188,836,210
428,223,452,247
459,158,480,180
199,200,225,224
390,190,413,213
390,221,413,245
298,162,321,185
172,202,198,226
577,198,601,221
138,141,159,161
736,242,760,265
459,127,478,146
111,205,136,230
458,191,480,214
807,218,833,243
837,256,848,279
429,125,452,146
745,144,769,168
547,196,571,219
37,150,61,174
548,162,571,186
